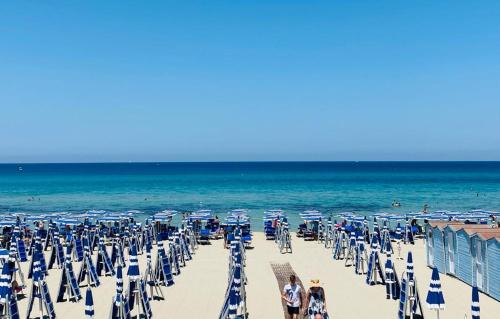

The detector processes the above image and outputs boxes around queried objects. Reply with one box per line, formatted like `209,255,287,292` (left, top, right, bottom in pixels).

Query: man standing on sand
282,274,303,319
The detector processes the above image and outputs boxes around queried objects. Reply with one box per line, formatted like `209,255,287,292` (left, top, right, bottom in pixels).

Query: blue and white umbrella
471,286,480,319
406,251,414,281
85,287,95,319
395,223,402,240
145,235,152,268
127,245,140,280
32,248,43,282
0,260,12,303
115,265,124,305
426,267,445,317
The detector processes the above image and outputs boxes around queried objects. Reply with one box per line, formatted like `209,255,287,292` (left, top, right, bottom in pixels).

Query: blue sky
1,1,499,162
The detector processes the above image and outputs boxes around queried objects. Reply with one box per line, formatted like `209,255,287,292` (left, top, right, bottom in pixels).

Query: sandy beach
10,232,498,318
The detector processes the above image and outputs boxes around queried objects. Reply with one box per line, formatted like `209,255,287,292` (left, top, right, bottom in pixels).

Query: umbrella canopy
32,248,44,283
8,237,18,263
471,286,480,319
370,233,380,251
406,251,414,281
426,267,445,310
0,260,12,303
127,245,140,280
395,223,402,240
85,287,95,319
115,265,124,306
145,236,152,267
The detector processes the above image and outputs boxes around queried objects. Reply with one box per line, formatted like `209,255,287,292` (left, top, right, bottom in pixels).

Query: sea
0,162,499,228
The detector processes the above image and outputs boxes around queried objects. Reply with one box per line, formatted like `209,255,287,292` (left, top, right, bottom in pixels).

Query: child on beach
281,274,303,319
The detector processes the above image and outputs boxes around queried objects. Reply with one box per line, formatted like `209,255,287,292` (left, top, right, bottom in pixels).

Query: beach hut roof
469,229,500,241
428,221,464,230
434,222,500,241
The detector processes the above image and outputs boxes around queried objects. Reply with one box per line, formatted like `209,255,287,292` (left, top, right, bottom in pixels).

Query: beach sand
14,233,499,318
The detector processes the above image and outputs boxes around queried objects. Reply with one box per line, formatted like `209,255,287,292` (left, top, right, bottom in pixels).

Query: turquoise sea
0,162,499,227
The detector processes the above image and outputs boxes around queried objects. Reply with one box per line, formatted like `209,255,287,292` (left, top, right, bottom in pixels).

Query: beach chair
14,232,27,263
78,236,100,287
366,234,385,286
333,229,347,260
154,241,174,287
96,235,115,277
344,232,357,266
73,233,84,262
144,236,164,300
111,237,126,268
47,235,65,270
26,251,56,319
355,233,368,275
57,242,82,302
199,229,211,244
169,242,181,275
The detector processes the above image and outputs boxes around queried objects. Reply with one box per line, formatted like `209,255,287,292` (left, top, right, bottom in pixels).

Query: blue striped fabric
471,286,480,319
127,245,140,280
85,287,95,318
0,260,12,303
425,267,445,310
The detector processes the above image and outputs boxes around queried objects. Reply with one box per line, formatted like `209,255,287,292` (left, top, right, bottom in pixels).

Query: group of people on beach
281,275,329,319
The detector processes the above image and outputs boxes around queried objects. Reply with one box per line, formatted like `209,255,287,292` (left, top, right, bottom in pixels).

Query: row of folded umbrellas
0,218,199,319
326,225,482,319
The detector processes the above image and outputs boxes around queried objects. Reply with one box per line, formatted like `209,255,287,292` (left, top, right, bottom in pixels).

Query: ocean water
0,162,499,227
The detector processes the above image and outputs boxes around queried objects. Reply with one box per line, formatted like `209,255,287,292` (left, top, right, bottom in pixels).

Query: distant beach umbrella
85,287,95,319
471,286,480,319
426,267,445,318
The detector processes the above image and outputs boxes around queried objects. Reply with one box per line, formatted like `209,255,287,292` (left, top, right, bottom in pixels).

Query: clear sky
1,1,499,162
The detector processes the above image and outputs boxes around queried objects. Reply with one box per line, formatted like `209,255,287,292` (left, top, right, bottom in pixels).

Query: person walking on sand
305,279,328,319
281,274,303,319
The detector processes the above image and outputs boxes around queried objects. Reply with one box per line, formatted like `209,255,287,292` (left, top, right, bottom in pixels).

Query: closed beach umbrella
426,267,445,318
471,286,480,319
145,236,152,268
127,245,140,311
115,265,124,304
395,223,402,240
85,287,95,319
0,260,12,303
406,251,414,281
127,245,140,280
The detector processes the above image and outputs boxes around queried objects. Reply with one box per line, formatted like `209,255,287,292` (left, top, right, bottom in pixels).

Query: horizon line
1,160,500,165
